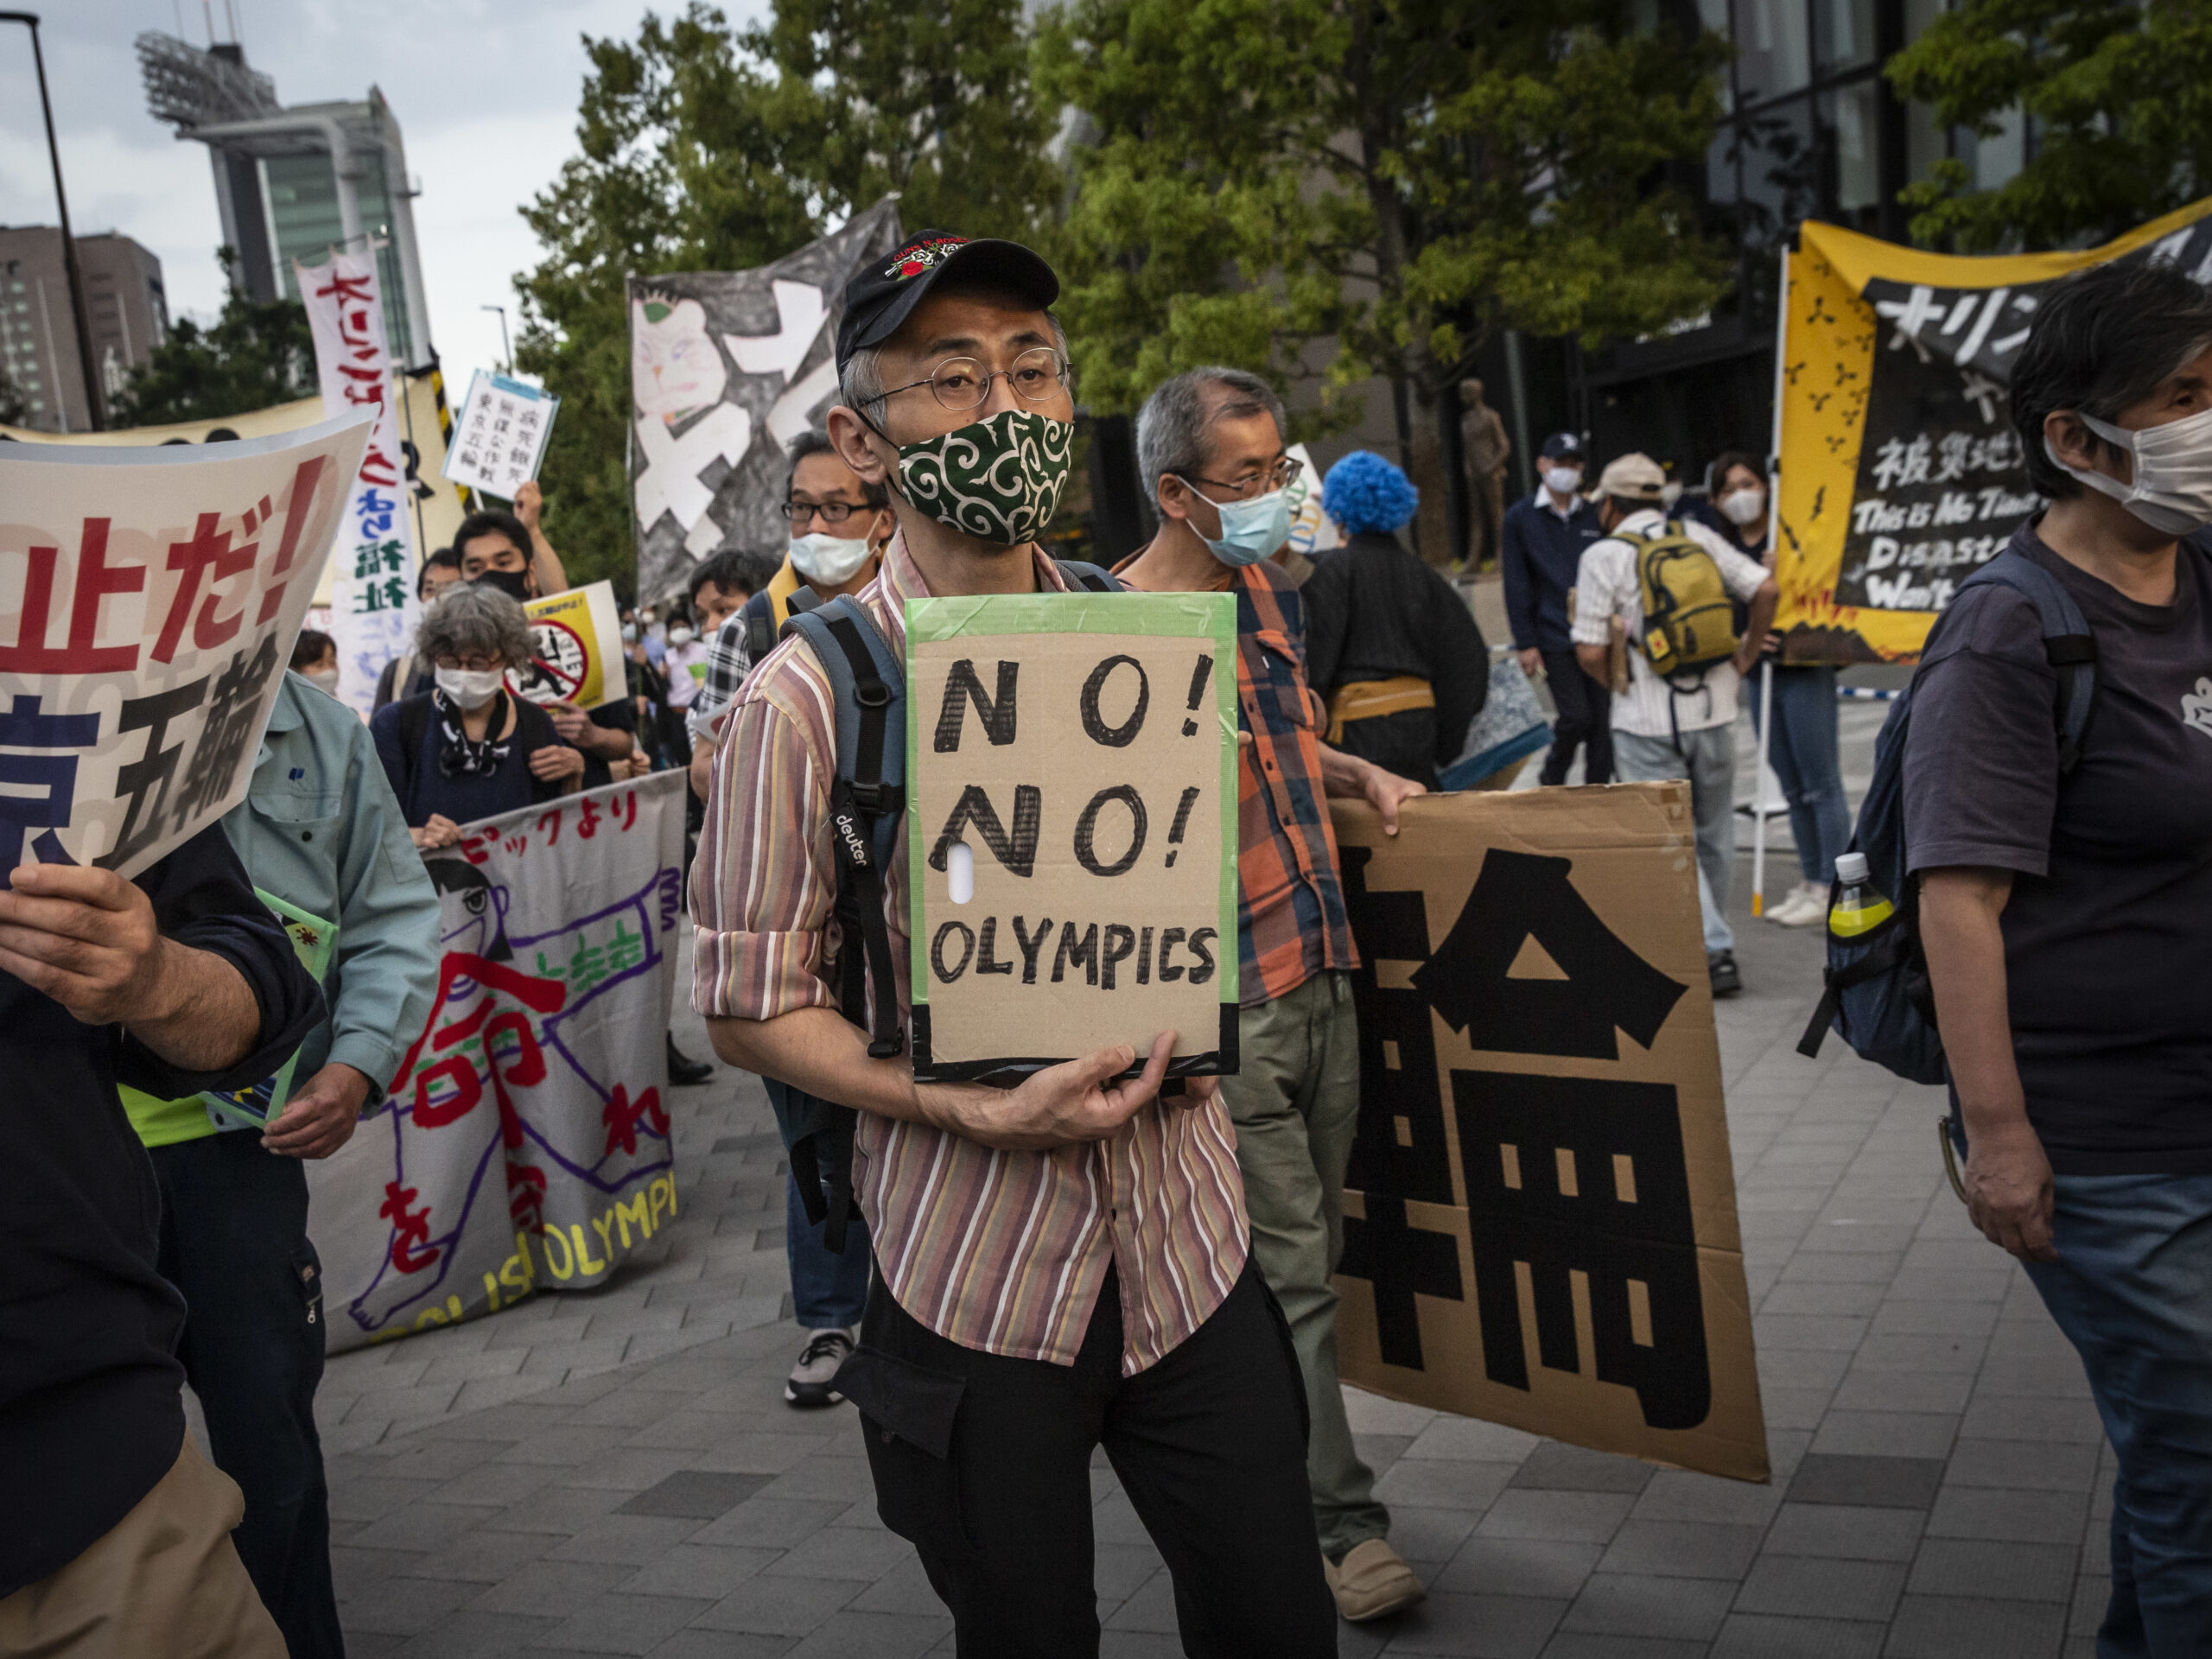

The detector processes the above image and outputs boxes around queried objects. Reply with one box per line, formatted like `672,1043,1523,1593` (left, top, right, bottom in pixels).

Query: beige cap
1596,452,1668,501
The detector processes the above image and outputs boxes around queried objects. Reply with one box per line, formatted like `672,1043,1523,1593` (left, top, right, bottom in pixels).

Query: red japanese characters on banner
306,772,690,1352
298,248,422,713
0,414,368,875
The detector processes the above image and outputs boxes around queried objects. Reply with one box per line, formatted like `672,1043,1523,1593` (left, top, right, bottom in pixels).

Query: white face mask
1660,482,1683,509
2053,406,2212,537
790,531,874,586
1542,466,1581,497
303,666,340,695
620,622,639,643
435,666,506,710
668,626,696,648
1719,486,1767,526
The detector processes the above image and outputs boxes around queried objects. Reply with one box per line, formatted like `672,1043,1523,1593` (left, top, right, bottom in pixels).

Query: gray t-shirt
1905,520,2212,1173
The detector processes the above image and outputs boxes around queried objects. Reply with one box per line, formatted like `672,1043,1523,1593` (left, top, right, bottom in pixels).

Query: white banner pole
1751,247,1791,919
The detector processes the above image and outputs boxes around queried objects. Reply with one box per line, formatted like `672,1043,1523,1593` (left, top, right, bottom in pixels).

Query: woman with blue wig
1303,450,1490,787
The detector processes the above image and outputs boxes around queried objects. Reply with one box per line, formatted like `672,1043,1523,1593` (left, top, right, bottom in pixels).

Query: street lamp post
0,11,104,431
481,304,512,375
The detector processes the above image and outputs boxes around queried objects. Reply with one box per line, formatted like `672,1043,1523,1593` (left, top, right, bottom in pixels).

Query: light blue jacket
219,673,442,1099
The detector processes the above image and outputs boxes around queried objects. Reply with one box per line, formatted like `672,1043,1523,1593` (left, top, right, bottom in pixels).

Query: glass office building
1506,0,2031,493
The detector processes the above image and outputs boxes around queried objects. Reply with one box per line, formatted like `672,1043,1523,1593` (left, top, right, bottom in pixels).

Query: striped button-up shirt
690,533,1250,1375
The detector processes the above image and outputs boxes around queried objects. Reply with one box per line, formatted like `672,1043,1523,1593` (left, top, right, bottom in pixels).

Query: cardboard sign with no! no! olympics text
906,591,1239,1084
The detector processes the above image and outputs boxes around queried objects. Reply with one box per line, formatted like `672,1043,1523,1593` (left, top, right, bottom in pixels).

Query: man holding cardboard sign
693,231,1333,1656
1118,366,1431,1624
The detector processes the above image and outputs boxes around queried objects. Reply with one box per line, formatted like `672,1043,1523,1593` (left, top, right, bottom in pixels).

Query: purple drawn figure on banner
342,840,683,1341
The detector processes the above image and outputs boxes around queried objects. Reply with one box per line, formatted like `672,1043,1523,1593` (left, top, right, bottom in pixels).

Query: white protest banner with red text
307,771,689,1352
298,248,421,713
0,414,367,876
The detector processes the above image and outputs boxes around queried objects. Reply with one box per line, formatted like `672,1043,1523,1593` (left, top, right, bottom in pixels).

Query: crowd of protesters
17,219,2210,1659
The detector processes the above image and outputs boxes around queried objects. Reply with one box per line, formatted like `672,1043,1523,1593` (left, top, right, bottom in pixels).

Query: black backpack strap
397,693,433,804
1959,551,2098,775
784,597,906,1061
741,589,776,665
1054,557,1125,594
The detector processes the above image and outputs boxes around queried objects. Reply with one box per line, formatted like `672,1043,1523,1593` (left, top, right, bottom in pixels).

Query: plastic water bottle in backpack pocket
1799,850,1947,1086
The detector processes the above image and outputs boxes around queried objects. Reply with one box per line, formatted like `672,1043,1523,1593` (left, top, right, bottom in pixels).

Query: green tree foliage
1887,0,2212,251
516,0,1057,594
108,259,314,427
1034,0,1732,431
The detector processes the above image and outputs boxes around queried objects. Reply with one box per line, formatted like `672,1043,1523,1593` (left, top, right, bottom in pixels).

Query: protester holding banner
686,434,894,807
374,548,465,710
121,667,442,1659
1701,451,1852,928
1302,448,1489,791
1501,434,1611,785
1573,454,1777,998
1117,365,1431,1624
372,583,584,847
1911,258,2212,1656
0,830,323,1656
694,232,1335,1656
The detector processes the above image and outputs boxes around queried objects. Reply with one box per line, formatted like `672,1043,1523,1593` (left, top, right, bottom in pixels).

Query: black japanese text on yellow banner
1775,197,2212,664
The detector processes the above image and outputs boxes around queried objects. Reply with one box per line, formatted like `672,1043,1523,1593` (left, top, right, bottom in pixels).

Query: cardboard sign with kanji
1330,785,1768,1483
906,592,1239,1085
515,581,625,710
0,412,368,877
443,371,559,503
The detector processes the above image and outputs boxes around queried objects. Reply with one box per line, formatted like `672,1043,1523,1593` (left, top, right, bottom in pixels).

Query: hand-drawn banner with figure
299,247,423,710
629,199,903,604
0,413,366,876
1330,785,1767,1482
307,771,688,1352
907,592,1240,1084
516,580,625,710
1776,197,2212,664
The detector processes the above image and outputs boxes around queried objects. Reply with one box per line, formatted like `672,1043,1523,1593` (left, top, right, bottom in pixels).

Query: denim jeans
1750,664,1853,885
2024,1173,2212,1658
149,1130,342,1659
1614,724,1737,954
786,1170,871,1331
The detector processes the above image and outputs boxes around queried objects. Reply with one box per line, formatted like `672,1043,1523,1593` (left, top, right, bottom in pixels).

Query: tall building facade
0,228,168,433
137,33,433,368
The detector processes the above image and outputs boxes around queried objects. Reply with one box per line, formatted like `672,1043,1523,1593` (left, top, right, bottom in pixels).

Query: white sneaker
1770,882,1827,927
784,1327,854,1408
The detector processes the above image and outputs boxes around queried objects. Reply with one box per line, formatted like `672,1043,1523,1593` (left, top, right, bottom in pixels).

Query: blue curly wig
1322,449,1420,536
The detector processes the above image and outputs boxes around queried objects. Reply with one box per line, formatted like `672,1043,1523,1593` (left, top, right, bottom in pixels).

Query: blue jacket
224,673,442,1099
1501,489,1604,653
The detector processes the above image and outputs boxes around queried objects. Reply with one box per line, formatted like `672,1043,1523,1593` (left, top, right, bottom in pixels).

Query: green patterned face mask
893,409,1072,545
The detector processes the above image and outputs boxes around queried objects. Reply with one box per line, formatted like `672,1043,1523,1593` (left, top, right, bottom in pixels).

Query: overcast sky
0,0,764,388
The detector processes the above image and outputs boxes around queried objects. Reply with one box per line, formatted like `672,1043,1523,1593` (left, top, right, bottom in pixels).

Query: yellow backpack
1624,521,1738,680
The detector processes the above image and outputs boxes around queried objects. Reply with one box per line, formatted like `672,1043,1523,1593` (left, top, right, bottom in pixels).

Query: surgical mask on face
668,626,695,648
474,568,531,601
620,622,639,643
1185,484,1292,567
1661,482,1684,510
1719,486,1767,526
894,408,1072,545
435,666,506,711
789,531,875,586
303,666,340,695
2052,405,2212,537
1543,466,1582,497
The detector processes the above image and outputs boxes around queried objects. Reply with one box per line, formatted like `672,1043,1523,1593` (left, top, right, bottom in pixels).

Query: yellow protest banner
1775,197,2212,663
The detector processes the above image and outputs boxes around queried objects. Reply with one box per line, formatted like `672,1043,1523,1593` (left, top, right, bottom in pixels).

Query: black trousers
150,1131,343,1659
840,1258,1336,1657
1539,645,1614,785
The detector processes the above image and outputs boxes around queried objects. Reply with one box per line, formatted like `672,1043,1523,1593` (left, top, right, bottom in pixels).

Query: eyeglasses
778,499,873,525
1179,454,1305,502
861,346,1070,413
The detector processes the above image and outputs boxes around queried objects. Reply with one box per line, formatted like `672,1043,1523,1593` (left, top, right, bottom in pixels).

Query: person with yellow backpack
1572,453,1777,997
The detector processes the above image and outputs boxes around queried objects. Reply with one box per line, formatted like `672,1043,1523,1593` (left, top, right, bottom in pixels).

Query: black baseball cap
1540,431,1586,462
835,229,1060,376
